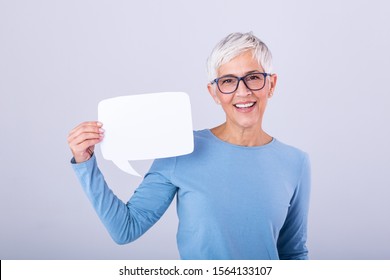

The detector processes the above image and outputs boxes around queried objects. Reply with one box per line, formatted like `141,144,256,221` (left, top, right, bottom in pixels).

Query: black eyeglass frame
211,72,272,94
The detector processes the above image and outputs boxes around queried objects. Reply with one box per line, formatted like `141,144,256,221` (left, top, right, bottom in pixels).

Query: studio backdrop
1,0,389,259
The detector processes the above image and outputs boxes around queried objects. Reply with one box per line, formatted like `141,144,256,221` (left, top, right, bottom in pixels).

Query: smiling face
208,50,277,131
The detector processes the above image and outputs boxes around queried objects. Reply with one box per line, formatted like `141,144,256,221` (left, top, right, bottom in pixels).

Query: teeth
235,102,255,108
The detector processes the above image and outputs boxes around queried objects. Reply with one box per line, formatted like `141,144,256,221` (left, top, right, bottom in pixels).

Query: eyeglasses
211,72,271,94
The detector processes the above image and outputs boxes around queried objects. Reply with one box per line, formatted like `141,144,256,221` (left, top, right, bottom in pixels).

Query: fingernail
97,122,103,127
99,128,105,133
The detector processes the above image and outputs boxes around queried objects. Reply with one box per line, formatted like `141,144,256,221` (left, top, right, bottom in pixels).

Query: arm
68,121,177,244
277,154,311,260
71,155,177,244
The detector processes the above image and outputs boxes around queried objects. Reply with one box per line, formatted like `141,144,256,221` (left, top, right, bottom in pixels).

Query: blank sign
98,92,194,176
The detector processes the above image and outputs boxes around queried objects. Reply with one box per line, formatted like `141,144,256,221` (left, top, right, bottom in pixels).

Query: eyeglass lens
217,73,266,94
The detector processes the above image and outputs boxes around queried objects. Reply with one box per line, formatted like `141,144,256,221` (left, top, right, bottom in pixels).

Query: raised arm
68,121,177,244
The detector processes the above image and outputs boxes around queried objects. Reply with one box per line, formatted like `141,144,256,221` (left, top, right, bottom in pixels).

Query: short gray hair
206,32,273,81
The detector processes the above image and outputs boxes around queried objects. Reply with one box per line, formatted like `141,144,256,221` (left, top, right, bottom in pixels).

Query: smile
234,102,256,108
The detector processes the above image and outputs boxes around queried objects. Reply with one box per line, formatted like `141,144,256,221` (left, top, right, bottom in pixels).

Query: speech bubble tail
112,159,141,177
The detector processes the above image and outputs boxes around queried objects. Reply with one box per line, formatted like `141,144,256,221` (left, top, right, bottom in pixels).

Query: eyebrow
219,70,263,78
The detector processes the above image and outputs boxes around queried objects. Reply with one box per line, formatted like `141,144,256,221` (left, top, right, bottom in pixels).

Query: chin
229,104,264,129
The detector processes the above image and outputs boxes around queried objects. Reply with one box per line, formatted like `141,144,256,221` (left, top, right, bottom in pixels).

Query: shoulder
272,139,309,160
191,129,215,152
270,140,310,192
193,129,211,142
270,139,310,175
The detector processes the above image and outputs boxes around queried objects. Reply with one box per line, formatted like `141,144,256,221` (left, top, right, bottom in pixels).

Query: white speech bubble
97,92,194,176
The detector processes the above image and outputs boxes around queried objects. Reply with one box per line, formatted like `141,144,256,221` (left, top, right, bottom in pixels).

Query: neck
211,122,272,147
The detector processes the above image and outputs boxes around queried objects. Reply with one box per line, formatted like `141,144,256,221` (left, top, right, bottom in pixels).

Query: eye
246,74,263,81
220,77,235,84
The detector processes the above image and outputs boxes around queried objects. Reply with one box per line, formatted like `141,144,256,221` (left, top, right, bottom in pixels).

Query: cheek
255,89,269,100
217,93,234,105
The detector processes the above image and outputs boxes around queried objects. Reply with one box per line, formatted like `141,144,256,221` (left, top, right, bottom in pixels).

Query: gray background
1,0,389,259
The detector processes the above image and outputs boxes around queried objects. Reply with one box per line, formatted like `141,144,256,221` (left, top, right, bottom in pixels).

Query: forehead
217,51,264,77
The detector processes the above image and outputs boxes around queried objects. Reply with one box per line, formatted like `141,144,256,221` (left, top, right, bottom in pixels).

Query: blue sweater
72,129,310,259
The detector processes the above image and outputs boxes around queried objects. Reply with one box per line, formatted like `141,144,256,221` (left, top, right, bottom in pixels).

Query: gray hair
206,32,273,81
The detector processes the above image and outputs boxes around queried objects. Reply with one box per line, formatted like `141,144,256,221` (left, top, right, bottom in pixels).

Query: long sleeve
277,154,311,260
70,130,311,259
71,154,177,244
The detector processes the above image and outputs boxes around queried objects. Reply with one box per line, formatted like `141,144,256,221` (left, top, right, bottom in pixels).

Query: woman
68,32,311,260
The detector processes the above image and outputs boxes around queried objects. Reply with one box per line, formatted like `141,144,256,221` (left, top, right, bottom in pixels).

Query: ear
268,74,278,98
207,83,221,104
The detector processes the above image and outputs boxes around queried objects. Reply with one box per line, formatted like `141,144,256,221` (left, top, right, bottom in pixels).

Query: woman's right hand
67,121,105,163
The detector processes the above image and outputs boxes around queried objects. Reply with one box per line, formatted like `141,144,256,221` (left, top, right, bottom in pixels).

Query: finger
78,138,102,151
86,147,94,156
68,124,104,143
69,121,103,136
69,121,102,137
69,132,104,147
70,138,103,154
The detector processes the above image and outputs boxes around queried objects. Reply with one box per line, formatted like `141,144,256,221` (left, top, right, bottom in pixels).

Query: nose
235,78,252,97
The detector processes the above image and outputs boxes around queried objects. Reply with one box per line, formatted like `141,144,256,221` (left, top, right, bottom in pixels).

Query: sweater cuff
70,154,97,173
